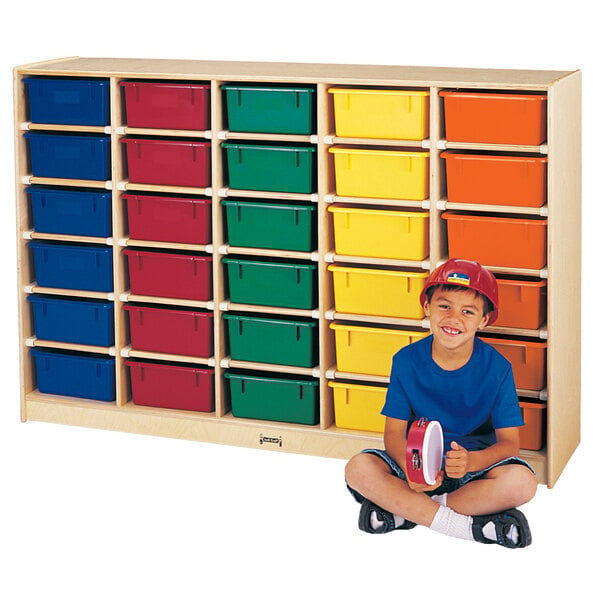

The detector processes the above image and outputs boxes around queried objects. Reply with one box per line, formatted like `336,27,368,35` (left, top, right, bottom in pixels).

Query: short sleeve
491,366,524,429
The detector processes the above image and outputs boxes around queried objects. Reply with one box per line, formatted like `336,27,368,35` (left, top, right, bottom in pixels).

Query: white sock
430,505,474,541
481,521,519,544
431,493,448,506
431,506,520,544
369,511,406,529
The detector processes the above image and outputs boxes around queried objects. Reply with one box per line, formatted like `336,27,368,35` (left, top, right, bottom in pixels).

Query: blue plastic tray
28,295,114,346
29,241,114,292
25,132,111,181
31,347,115,401
27,186,112,237
24,77,110,126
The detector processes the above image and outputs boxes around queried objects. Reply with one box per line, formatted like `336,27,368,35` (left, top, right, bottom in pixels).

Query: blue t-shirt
382,335,523,452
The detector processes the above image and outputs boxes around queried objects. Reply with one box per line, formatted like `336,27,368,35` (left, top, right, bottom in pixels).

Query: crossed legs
345,451,537,527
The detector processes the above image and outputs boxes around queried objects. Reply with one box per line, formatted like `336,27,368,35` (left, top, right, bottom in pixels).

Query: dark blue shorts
348,447,535,504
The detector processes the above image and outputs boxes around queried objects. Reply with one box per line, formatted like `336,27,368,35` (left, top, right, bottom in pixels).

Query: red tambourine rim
406,419,444,486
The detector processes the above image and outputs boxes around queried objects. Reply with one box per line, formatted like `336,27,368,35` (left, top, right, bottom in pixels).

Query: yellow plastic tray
329,88,429,140
329,147,429,200
330,381,387,433
328,265,427,319
329,205,429,260
331,322,428,377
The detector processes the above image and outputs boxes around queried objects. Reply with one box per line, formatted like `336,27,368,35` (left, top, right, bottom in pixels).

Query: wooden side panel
546,70,582,486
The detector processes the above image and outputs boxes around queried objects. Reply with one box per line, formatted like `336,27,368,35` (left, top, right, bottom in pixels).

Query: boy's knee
504,465,538,506
345,452,380,490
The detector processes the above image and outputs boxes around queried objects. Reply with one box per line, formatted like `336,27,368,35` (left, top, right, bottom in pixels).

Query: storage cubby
14,58,581,486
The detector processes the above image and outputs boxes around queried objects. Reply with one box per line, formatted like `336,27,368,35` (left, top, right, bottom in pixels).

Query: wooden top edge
13,57,579,88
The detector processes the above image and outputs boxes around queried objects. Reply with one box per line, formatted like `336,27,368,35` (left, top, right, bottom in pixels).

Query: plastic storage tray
329,265,427,319
123,249,212,301
124,193,211,245
127,360,214,412
28,295,114,347
329,381,387,433
122,137,211,187
25,132,111,181
329,147,429,200
480,336,547,391
29,241,113,292
222,84,315,134
27,186,112,237
495,277,547,330
223,142,316,193
223,257,317,309
442,152,547,208
31,347,115,401
124,304,213,357
331,323,428,377
222,199,317,251
224,371,319,425
120,81,210,130
519,400,546,450
329,88,429,140
329,206,429,260
24,77,110,126
443,212,547,270
224,313,318,367
440,90,547,145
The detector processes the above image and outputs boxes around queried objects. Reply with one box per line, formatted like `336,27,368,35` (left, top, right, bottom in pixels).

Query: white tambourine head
422,420,444,485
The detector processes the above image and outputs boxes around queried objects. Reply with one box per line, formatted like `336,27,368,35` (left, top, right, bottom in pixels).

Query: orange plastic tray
519,400,546,450
481,336,547,391
440,90,547,145
442,152,547,207
495,277,547,330
443,212,547,270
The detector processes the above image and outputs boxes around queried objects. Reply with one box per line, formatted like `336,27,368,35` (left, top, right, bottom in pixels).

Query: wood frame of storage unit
13,57,581,487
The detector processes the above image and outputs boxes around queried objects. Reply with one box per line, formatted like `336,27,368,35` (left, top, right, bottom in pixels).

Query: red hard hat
419,258,499,325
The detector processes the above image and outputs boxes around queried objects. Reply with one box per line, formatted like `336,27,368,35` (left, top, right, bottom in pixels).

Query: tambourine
406,417,444,486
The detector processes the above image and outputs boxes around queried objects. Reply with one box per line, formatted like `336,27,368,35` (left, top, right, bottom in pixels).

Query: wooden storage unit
13,57,581,486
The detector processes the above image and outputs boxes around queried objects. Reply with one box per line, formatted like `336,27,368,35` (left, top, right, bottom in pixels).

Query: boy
345,258,537,548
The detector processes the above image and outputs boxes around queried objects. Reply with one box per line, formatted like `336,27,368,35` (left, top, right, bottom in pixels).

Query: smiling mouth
441,326,462,336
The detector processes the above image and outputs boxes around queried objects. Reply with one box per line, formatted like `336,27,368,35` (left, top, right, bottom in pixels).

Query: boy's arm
383,416,409,473
445,426,521,479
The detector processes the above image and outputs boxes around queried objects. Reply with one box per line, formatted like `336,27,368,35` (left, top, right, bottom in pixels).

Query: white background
1,1,597,598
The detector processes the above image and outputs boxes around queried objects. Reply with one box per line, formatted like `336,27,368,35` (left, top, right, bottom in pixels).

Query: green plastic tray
222,199,317,251
223,142,317,194
222,257,317,309
224,313,318,367
224,371,319,425
222,84,316,134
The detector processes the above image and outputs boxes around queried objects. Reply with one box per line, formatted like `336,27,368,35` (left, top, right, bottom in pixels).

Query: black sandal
358,499,417,534
472,508,532,548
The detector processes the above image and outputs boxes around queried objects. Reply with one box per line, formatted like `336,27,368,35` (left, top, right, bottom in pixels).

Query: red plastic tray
124,193,212,245
120,81,210,130
122,137,211,187
123,249,212,301
127,359,214,412
124,304,213,357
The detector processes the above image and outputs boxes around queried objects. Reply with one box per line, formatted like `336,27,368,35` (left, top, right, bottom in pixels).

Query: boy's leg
445,464,537,516
345,452,440,527
346,453,534,547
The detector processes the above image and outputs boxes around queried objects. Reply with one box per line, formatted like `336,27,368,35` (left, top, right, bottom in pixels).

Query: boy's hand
445,441,470,479
406,470,444,493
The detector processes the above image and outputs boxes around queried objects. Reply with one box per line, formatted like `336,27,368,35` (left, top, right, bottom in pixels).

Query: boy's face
423,287,490,354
